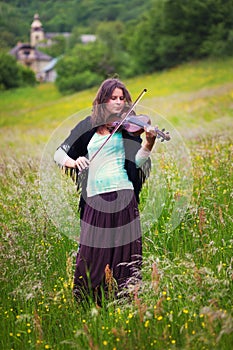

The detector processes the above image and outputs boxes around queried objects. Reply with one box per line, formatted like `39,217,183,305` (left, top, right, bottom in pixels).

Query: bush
56,70,102,94
18,64,37,87
0,52,36,90
0,53,21,90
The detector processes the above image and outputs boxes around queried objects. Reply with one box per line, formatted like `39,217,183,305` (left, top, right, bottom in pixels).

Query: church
10,14,96,82
9,14,60,82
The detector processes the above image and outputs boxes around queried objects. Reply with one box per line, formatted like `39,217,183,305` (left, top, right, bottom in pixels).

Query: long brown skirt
73,189,142,303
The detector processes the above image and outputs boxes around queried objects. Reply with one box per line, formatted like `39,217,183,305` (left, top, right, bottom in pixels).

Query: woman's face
105,88,125,116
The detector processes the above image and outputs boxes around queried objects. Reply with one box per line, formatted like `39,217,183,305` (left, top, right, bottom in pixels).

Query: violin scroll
145,125,171,142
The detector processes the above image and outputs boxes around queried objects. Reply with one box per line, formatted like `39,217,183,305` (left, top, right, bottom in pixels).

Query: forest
0,0,233,92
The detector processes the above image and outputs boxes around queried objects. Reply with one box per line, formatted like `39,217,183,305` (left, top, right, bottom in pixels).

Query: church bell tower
30,14,45,47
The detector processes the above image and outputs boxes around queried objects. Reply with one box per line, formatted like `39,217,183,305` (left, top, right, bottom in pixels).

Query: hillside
0,57,232,157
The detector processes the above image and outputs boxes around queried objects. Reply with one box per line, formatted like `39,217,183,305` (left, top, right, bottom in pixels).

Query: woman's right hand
74,157,90,171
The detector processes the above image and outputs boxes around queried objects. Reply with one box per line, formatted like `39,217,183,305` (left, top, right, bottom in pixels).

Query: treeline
56,0,233,93
0,0,150,47
0,0,233,93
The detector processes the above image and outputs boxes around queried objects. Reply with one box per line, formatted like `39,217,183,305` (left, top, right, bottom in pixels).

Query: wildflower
183,309,189,314
171,340,176,344
103,340,108,346
144,320,149,328
157,316,163,321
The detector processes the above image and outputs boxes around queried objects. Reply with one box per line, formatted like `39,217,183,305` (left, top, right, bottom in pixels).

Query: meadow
0,57,233,350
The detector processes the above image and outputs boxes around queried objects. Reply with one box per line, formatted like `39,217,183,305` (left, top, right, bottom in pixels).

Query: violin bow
89,88,147,162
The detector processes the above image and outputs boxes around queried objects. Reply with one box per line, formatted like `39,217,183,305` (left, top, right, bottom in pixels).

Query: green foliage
0,53,21,89
129,0,233,73
1,0,233,93
18,64,37,87
56,21,137,93
55,42,105,93
0,1,28,49
0,53,36,90
39,35,67,57
56,70,102,94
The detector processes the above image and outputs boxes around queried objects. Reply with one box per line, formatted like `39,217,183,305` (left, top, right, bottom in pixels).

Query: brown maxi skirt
73,189,142,303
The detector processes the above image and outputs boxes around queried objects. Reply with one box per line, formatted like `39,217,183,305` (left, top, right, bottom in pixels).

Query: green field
1,57,233,350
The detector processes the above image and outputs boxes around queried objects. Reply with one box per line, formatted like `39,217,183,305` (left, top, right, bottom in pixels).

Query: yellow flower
183,309,189,314
157,316,163,321
103,340,108,346
144,320,149,328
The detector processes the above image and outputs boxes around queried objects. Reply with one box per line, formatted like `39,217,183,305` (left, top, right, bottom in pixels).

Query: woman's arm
135,130,156,168
54,147,90,170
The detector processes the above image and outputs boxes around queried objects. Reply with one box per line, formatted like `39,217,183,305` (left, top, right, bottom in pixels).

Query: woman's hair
91,78,132,126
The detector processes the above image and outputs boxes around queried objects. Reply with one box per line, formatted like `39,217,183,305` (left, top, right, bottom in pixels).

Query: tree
0,53,36,90
0,53,21,90
129,0,233,74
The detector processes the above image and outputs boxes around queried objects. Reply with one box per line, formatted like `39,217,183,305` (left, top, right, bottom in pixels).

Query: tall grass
1,58,233,349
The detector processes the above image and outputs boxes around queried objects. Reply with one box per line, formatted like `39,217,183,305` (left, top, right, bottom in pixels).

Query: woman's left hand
144,128,157,151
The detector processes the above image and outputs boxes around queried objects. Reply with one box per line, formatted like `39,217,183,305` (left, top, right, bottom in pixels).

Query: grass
0,57,233,350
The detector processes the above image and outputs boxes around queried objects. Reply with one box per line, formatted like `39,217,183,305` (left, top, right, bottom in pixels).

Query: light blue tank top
87,132,133,197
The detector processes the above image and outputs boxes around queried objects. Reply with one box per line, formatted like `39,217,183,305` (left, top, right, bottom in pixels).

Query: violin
107,114,171,142
90,88,171,162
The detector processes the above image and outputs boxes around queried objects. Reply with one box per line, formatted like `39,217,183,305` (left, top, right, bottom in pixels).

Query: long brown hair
91,78,132,126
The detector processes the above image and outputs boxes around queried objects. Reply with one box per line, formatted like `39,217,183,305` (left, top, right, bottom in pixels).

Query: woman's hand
144,127,157,151
74,156,90,171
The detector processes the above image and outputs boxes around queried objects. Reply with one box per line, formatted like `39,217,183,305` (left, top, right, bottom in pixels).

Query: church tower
30,14,45,47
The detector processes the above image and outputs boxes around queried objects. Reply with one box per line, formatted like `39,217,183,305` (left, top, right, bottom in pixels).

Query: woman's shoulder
73,116,92,132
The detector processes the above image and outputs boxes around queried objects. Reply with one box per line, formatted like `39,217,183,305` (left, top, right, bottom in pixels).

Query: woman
54,78,157,304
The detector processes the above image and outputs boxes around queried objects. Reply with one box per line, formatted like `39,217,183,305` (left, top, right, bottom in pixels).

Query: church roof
9,43,52,61
42,57,59,72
